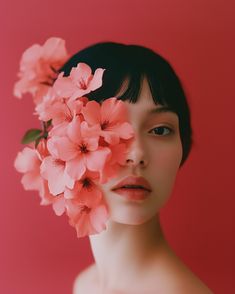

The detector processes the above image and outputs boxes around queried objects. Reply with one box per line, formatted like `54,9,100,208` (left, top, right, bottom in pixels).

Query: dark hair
59,42,193,167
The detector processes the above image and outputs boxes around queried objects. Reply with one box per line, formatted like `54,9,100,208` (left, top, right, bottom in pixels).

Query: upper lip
111,176,152,192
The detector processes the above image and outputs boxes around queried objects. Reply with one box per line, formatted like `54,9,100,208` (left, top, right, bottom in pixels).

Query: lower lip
112,188,151,201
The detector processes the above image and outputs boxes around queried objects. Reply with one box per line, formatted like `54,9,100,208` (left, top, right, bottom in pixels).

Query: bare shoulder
152,250,214,294
168,265,213,294
73,263,97,294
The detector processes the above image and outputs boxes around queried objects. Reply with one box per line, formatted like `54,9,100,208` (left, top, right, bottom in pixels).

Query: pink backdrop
1,0,235,293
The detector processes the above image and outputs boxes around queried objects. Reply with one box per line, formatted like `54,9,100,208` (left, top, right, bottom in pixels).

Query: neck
89,215,168,290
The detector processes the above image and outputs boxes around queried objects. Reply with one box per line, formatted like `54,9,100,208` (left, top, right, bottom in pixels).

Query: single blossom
14,147,44,193
53,63,105,100
66,198,109,238
14,37,69,105
64,170,103,205
81,97,134,145
40,155,75,196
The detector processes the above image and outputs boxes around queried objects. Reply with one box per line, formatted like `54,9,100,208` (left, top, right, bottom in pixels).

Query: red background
1,0,235,293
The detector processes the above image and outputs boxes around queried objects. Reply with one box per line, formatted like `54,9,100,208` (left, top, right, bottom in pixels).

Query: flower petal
90,204,109,233
47,136,78,161
66,156,86,180
81,100,101,125
42,37,68,61
88,68,105,92
14,147,40,173
67,116,82,144
52,196,66,216
86,147,111,171
21,171,43,191
70,63,92,84
53,76,76,97
101,97,129,124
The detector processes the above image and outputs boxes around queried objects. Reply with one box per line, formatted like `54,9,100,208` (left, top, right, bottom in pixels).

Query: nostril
126,159,134,164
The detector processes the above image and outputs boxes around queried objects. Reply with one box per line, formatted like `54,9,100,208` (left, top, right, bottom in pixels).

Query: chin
110,207,157,225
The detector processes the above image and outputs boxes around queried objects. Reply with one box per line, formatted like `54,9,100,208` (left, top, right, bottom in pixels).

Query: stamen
82,178,91,188
78,78,87,90
79,143,89,153
54,159,65,166
80,205,91,214
101,120,109,130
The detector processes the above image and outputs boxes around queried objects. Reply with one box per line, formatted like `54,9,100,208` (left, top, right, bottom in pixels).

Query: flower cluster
14,37,134,238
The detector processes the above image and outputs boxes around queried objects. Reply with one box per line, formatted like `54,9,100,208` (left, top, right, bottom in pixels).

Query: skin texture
73,77,213,294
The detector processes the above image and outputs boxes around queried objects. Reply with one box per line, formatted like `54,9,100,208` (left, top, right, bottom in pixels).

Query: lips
111,176,152,192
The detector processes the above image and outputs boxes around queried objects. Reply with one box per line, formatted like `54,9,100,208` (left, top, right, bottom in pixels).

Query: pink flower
14,37,69,105
14,147,44,193
40,156,74,196
47,116,111,180
81,97,134,145
35,89,88,124
49,169,109,238
66,198,109,238
53,63,105,100
13,144,60,207
64,170,102,205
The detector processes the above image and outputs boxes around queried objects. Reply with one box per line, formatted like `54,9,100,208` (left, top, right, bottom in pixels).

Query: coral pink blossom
14,37,69,105
40,156,74,196
81,97,134,145
47,116,111,180
14,145,65,211
35,88,87,124
66,199,109,238
53,63,105,100
64,170,102,205
14,147,44,193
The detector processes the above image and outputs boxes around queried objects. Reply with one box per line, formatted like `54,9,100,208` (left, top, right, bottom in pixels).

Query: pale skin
73,77,213,294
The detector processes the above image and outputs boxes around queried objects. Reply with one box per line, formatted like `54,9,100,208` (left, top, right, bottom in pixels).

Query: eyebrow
148,106,177,115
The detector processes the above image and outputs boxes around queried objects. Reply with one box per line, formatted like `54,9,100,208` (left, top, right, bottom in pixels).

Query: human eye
149,125,174,136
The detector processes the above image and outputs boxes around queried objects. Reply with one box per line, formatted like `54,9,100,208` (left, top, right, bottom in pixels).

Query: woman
57,42,213,294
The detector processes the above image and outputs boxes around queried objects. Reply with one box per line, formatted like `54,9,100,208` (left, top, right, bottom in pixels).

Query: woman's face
101,77,183,225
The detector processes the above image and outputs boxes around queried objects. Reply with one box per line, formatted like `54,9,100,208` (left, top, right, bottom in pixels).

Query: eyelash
149,126,174,136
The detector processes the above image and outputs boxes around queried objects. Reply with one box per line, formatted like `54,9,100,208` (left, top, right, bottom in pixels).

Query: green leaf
21,129,42,144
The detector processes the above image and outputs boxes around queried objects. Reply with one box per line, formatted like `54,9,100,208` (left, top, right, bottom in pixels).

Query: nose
125,135,148,168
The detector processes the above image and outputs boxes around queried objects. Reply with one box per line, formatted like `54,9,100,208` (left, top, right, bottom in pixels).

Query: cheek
149,140,183,202
149,138,182,172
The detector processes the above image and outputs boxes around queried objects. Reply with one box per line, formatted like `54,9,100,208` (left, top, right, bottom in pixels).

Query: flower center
79,143,89,153
62,99,73,121
78,78,87,90
80,205,91,214
54,159,65,166
101,120,109,130
82,178,92,189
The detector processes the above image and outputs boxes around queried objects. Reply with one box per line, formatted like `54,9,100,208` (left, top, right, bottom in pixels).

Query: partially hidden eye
149,126,173,136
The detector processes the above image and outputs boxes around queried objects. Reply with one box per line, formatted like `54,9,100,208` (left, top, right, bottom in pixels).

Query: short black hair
59,41,193,167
